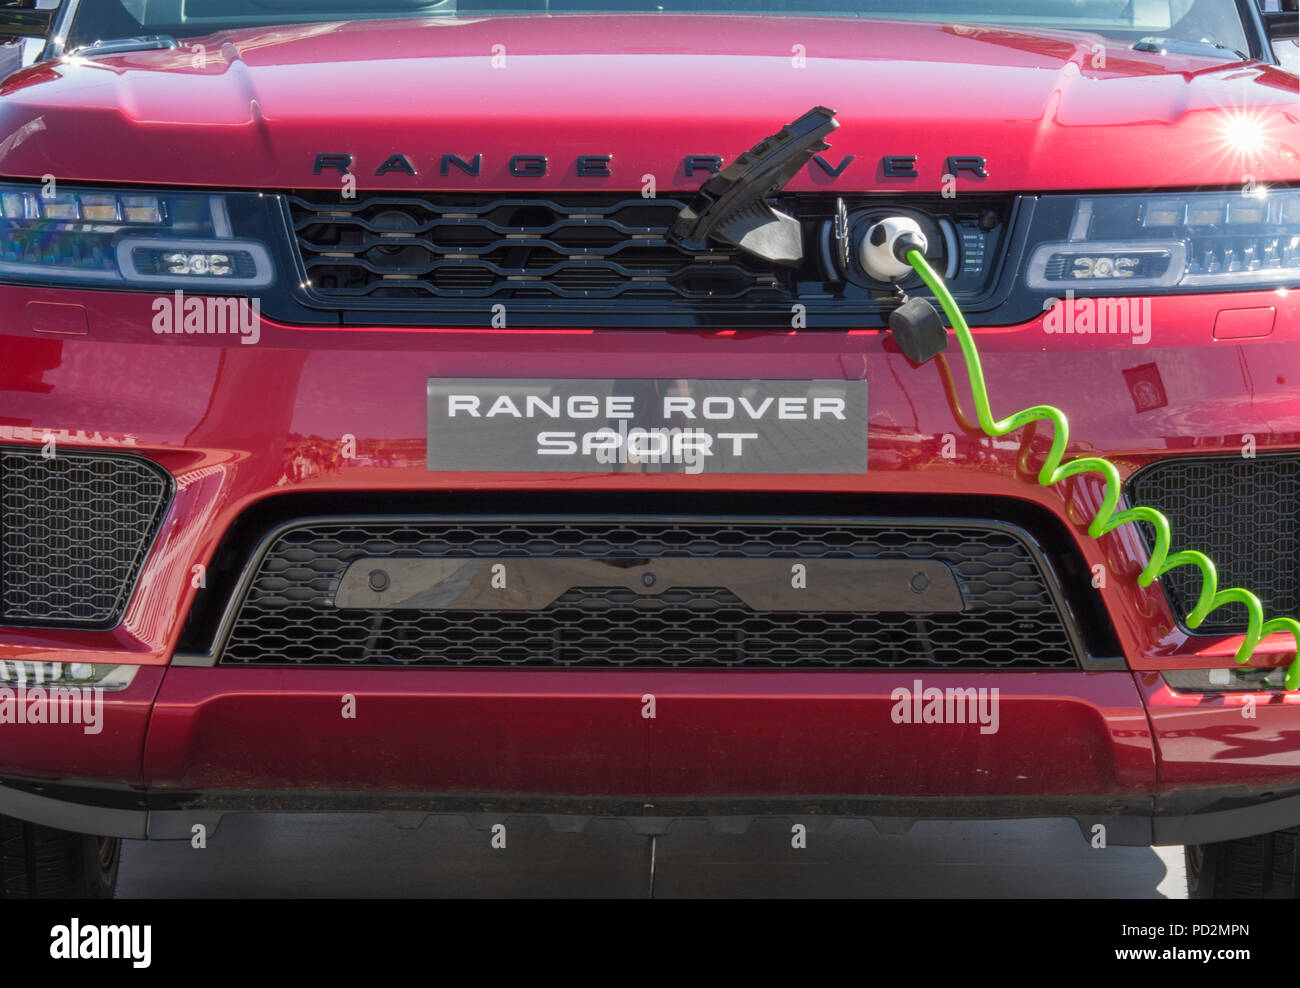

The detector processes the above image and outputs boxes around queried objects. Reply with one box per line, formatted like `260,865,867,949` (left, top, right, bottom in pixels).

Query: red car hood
0,14,1296,192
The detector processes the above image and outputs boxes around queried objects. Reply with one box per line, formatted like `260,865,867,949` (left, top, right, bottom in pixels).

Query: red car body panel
1,13,1299,840
141,669,1155,796
0,17,1297,193
1140,673,1300,792
0,667,164,786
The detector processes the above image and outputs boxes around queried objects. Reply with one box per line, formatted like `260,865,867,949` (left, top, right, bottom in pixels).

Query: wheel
1185,825,1300,898
0,814,120,898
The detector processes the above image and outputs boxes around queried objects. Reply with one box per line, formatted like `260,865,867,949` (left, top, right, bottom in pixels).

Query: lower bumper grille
0,447,171,626
1127,452,1300,633
218,517,1081,669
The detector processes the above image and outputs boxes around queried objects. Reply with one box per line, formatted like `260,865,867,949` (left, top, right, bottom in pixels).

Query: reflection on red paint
1123,362,1167,413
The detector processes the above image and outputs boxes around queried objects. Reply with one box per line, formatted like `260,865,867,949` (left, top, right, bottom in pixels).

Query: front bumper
2,284,1299,841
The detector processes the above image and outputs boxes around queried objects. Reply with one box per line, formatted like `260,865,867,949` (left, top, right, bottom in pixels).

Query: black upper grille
276,191,1018,327
1127,453,1300,633
288,194,786,304
0,448,171,626
219,517,1080,669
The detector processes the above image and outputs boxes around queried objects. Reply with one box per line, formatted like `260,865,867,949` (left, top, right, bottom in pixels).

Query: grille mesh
220,519,1079,669
288,194,786,303
0,448,170,625
1128,454,1300,633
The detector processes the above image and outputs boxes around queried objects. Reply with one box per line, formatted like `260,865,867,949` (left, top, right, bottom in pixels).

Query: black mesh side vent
0,448,171,626
1127,453,1300,633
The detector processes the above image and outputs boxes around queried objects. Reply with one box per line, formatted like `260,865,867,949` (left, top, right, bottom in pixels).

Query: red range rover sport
1,0,1299,898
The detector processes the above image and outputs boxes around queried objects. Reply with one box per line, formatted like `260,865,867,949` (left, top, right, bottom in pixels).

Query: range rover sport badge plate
426,379,868,474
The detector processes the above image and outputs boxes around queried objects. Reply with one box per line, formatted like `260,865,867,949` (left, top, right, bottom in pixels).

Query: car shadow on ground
117,815,1184,898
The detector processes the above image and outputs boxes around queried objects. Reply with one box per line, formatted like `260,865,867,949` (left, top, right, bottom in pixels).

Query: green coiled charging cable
904,248,1300,691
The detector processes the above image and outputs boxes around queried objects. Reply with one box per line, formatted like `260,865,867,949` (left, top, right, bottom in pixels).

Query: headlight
0,183,277,289
1025,188,1300,293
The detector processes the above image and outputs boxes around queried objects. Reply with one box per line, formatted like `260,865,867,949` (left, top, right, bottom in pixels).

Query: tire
0,814,120,898
1185,825,1300,898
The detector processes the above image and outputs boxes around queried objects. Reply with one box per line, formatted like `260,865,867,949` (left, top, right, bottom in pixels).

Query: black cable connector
892,232,928,266
888,296,948,365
